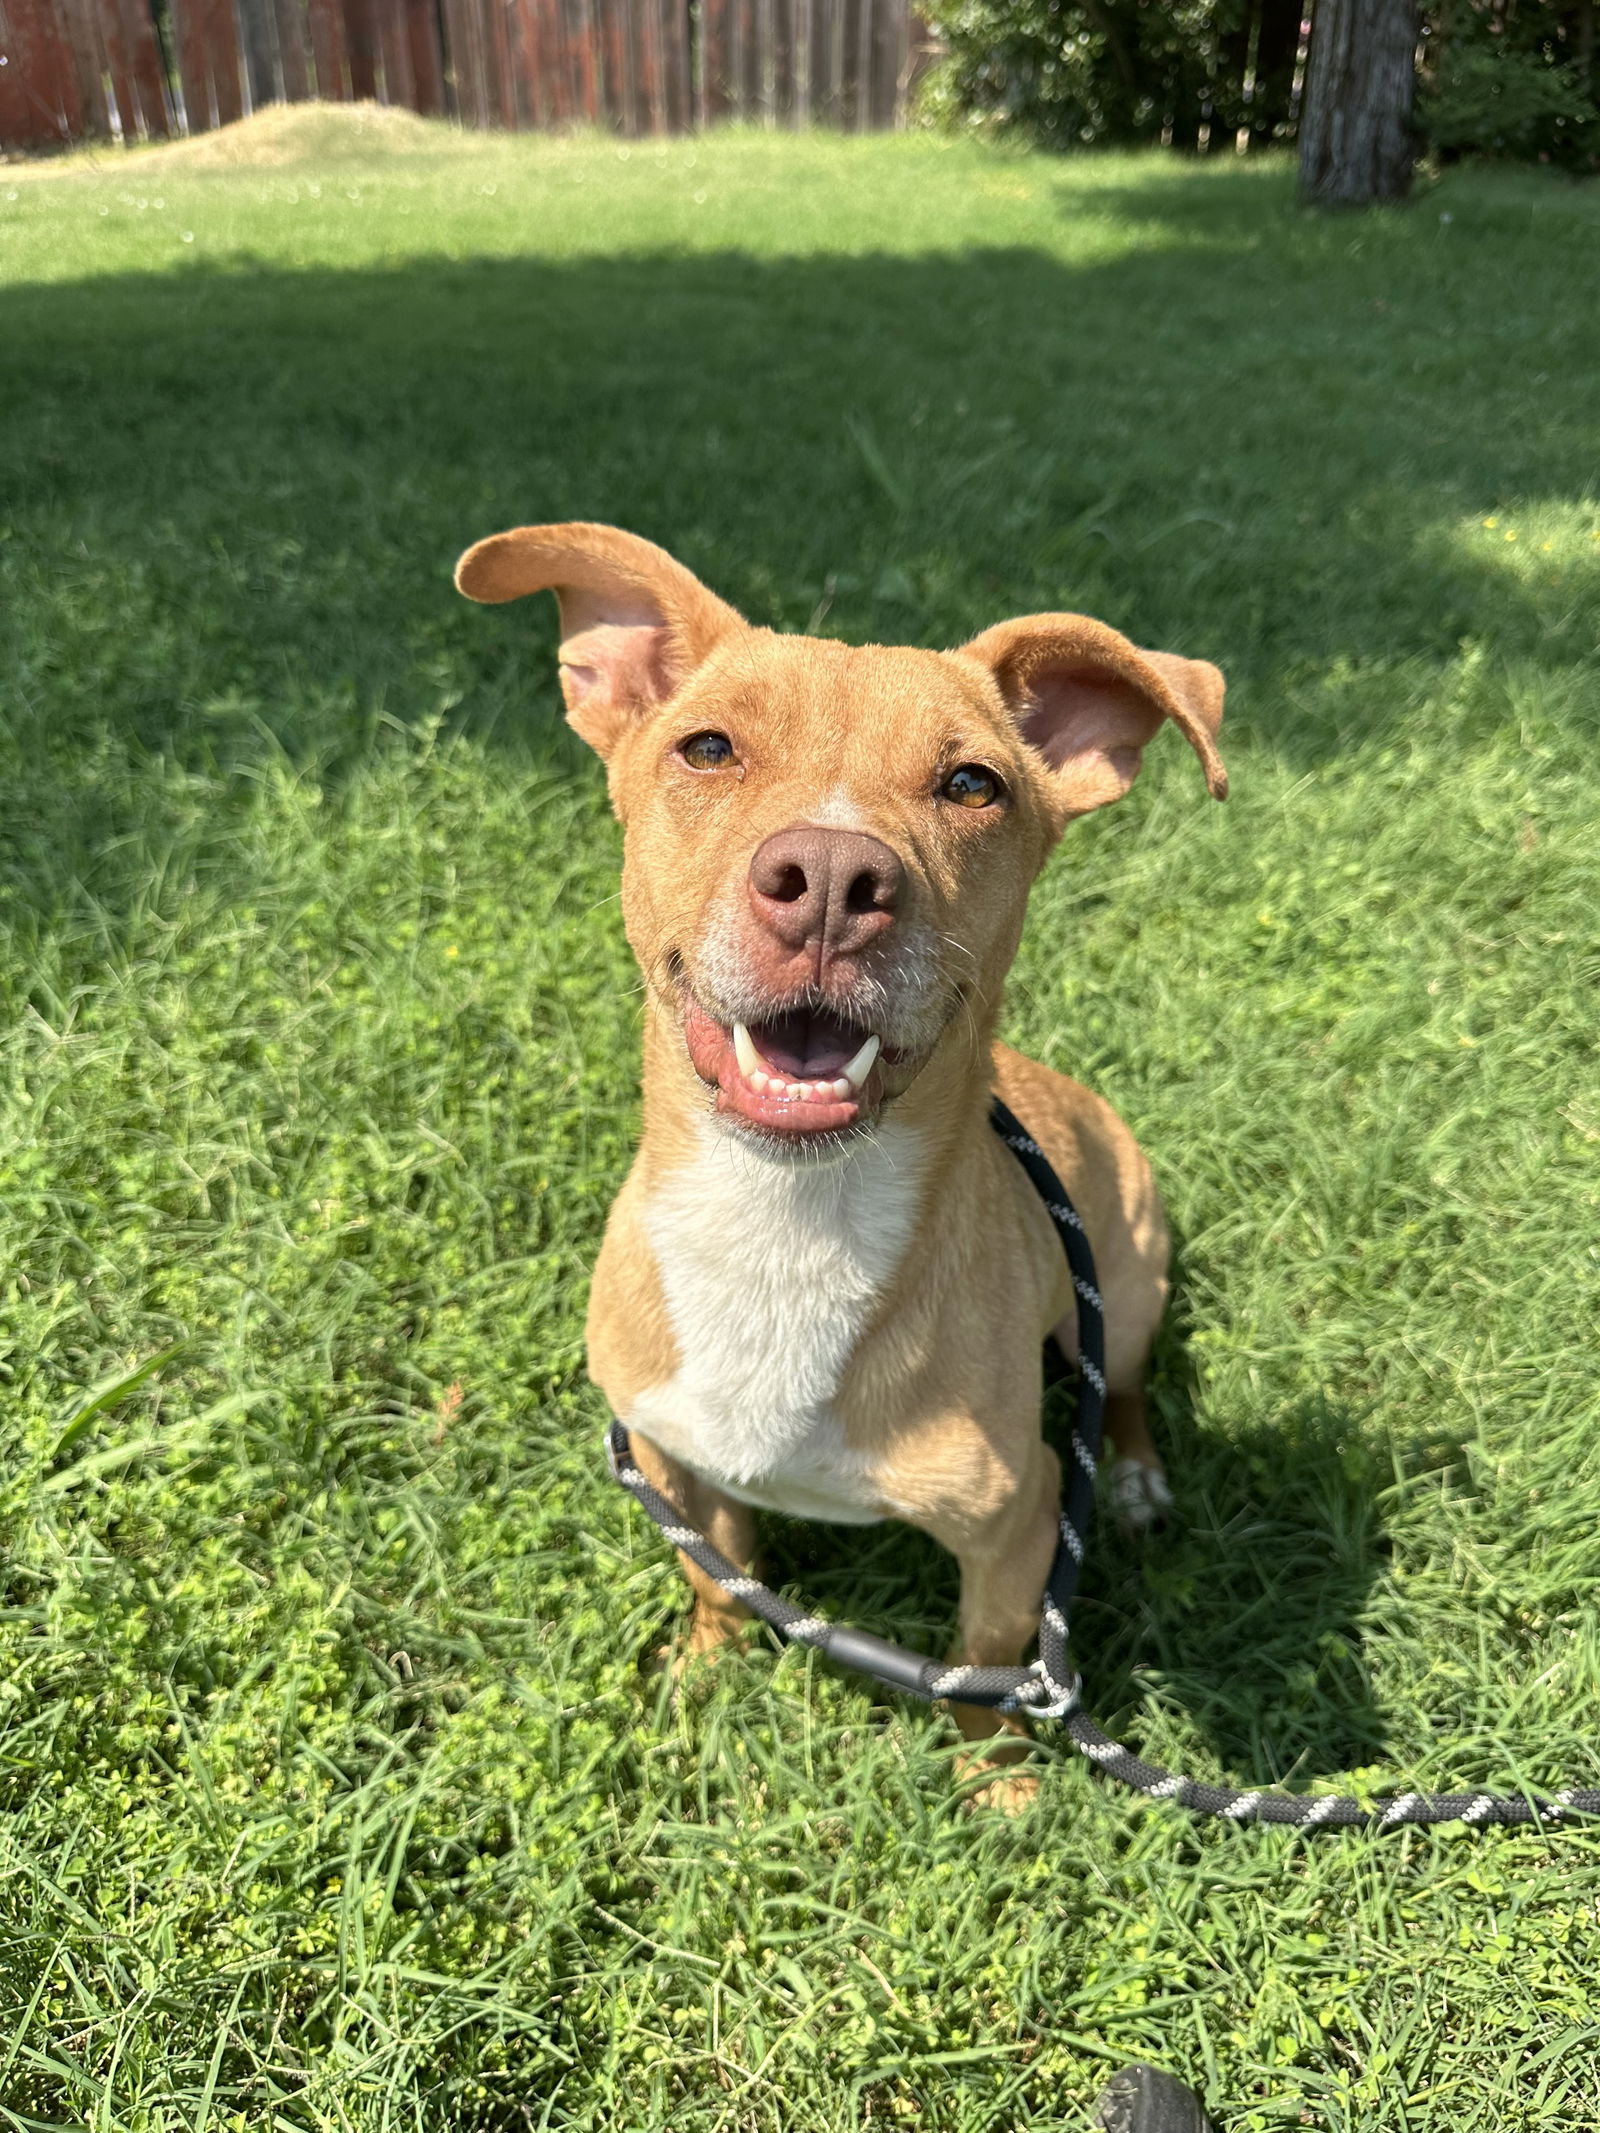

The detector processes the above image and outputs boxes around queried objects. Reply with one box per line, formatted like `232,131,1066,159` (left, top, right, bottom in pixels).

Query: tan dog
457,523,1226,1801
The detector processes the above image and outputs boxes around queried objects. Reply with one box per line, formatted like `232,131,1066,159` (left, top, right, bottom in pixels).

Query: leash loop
605,1097,1600,1831
1015,1658,1082,1721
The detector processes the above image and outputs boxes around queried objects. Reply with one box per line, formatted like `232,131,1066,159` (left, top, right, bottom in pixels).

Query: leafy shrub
920,0,1600,168
1421,27,1599,166
917,0,1299,152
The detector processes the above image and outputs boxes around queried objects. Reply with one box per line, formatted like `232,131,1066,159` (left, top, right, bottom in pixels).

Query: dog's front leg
940,1444,1061,1813
626,1431,758,1662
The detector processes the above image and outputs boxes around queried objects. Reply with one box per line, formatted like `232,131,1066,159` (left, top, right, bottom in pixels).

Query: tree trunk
1298,0,1419,205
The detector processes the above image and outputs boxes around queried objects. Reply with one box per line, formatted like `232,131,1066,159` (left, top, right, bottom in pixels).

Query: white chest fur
626,1119,925,1523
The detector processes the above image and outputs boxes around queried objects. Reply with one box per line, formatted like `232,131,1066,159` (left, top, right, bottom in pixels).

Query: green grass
3,108,1599,2131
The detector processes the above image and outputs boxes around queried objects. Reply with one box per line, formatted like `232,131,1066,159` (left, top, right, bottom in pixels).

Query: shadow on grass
4,160,1598,922
755,1352,1392,1787
0,175,1579,1781
754,1222,1402,1788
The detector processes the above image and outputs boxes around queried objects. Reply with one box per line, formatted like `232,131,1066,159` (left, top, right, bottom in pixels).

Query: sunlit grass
1,109,1598,2132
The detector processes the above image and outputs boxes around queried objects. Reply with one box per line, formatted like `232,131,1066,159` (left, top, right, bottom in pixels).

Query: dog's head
457,523,1225,1151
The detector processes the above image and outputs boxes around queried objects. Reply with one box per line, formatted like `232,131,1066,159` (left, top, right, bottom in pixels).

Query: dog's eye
679,731,736,772
940,764,1003,809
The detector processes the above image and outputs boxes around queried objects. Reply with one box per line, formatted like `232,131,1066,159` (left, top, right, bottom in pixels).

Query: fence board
340,0,374,96
0,0,79,146
58,0,109,134
170,0,206,125
464,0,491,123
101,0,138,128
872,0,896,123
171,0,244,127
375,0,408,102
525,0,563,126
697,0,728,120
237,0,277,108
305,0,345,97
665,0,688,127
436,0,462,113
207,0,243,122
637,0,661,133
808,0,833,124
829,0,852,125
446,0,483,122
549,0,578,124
506,0,534,122
405,0,443,112
3,0,930,150
488,0,516,126
776,0,798,124
273,0,310,101
572,0,600,121
105,0,168,131
594,0,624,131
748,0,765,122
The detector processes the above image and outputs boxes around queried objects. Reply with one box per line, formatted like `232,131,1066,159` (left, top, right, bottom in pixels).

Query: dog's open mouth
683,998,887,1138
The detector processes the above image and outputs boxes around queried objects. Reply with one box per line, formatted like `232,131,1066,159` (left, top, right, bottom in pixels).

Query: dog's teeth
841,1033,881,1091
735,1023,873,1103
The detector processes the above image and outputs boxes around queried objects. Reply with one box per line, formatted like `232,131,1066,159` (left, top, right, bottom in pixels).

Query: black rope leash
607,1097,1600,1830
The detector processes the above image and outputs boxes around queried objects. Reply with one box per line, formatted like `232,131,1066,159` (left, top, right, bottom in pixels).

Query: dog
456,522,1226,1804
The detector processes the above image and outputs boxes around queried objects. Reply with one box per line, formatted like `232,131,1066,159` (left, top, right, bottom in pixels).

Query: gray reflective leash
607,1096,1600,1830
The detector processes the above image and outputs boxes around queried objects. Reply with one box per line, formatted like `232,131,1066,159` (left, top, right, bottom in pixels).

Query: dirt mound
10,99,467,177
151,99,462,167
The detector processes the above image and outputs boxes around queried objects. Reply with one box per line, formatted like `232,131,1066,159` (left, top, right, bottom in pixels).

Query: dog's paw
953,1727,1041,1816
962,1766,1041,1817
1107,1457,1175,1535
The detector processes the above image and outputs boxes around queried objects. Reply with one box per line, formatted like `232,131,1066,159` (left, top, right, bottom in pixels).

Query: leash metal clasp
1019,1660,1082,1721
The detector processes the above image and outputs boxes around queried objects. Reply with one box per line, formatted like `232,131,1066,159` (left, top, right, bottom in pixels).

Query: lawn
2,105,1599,2132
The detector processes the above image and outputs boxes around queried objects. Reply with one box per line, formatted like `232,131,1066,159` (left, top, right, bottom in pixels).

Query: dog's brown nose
748,827,903,961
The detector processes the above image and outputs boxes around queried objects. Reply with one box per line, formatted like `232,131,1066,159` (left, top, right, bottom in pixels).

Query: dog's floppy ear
455,522,744,758
958,613,1227,818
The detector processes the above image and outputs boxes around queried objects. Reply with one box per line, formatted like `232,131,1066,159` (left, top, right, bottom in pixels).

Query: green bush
921,0,1600,168
1422,28,1598,167
918,0,1288,151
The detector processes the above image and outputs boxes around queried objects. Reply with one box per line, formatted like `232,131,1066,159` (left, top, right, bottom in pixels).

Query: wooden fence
0,0,933,149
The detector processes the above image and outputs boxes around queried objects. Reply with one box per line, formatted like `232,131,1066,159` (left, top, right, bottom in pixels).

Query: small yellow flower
445,944,460,958
1504,530,1517,541
1483,516,1498,528
1541,542,1553,552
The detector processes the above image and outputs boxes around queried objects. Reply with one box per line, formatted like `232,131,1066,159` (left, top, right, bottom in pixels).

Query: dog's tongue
746,1007,864,1080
